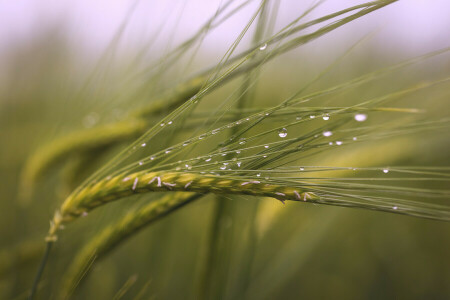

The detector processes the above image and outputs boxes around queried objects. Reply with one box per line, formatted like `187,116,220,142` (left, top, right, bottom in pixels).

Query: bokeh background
1,1,449,299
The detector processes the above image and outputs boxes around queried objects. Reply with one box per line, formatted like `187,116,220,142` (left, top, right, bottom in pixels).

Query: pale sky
1,1,449,59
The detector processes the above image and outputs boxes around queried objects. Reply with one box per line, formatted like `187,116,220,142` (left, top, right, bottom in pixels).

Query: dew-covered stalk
20,0,399,202
47,171,318,241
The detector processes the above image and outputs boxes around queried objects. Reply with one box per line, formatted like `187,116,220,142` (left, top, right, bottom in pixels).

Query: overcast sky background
1,0,449,61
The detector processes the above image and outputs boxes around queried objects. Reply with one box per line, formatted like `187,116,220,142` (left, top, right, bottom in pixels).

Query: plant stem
199,2,271,298
29,241,53,300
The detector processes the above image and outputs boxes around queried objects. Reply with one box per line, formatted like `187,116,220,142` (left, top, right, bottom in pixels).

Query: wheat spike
59,192,199,298
47,171,317,240
19,119,147,202
20,1,398,203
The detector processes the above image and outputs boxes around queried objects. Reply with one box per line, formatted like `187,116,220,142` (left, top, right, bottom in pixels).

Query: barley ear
46,171,318,241
59,192,199,298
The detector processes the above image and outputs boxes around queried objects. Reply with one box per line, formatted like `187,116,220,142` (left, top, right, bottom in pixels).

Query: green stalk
199,2,271,298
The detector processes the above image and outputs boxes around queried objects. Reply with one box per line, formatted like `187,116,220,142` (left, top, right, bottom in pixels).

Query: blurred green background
1,1,449,299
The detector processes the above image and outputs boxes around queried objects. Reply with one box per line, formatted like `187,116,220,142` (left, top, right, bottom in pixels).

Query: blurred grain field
1,1,449,299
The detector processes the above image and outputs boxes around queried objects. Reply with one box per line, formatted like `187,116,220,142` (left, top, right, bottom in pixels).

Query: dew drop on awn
278,128,288,138
354,113,367,122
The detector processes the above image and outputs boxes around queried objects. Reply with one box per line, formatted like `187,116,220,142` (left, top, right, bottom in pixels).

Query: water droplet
239,138,246,145
150,156,155,160
322,114,330,121
354,114,367,122
264,145,269,148
141,143,147,147
236,150,241,154
160,123,165,127
139,161,144,166
323,131,333,137
336,141,343,145
329,142,333,145
278,128,288,138
237,162,242,167
300,167,304,171
205,157,212,162
353,137,357,141
296,116,302,121
259,43,267,50
256,173,261,177
383,168,389,173
168,121,173,125
393,206,398,210
190,96,199,104
263,155,267,158
199,134,205,140
309,115,315,119
220,164,227,170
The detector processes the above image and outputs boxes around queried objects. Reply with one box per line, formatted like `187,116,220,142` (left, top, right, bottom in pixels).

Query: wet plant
1,0,449,299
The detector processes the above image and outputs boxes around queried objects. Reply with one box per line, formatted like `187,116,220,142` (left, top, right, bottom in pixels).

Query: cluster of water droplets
125,104,372,180
314,112,370,147
175,140,281,174
129,110,276,172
